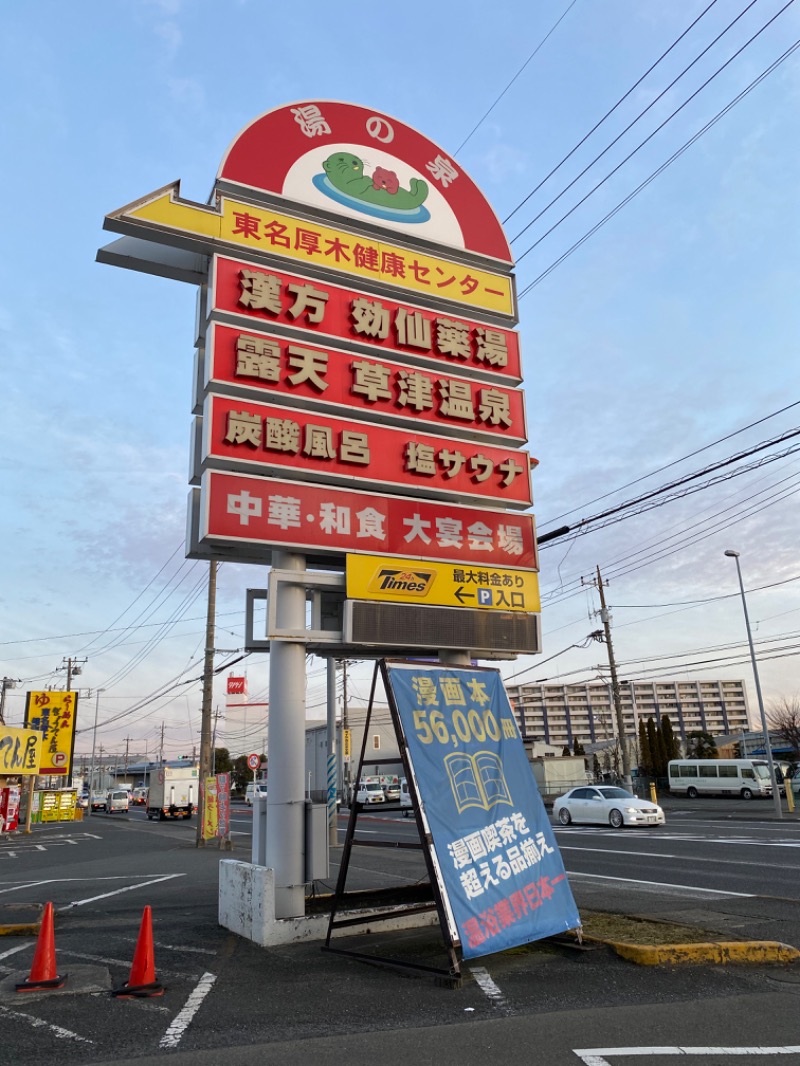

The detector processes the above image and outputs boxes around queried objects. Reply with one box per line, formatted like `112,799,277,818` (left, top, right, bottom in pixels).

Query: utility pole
159,723,165,766
196,560,217,847
123,737,130,783
0,677,18,725
62,657,87,692
595,567,632,791
62,658,87,788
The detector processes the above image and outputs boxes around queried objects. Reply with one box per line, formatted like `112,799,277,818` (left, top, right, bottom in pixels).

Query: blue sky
1,0,798,762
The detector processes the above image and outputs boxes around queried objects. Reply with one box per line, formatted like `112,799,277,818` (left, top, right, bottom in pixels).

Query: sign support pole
326,658,338,846
266,550,307,919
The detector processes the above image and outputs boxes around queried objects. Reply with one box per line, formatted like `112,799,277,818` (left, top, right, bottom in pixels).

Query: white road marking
0,874,178,896
567,871,753,896
0,942,31,962
119,936,216,956
59,873,185,910
470,966,509,1011
159,971,217,1049
558,844,800,872
574,1046,800,1064
60,949,194,979
0,1003,93,1044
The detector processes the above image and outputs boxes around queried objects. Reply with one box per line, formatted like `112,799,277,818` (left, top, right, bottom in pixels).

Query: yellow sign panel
202,775,219,841
0,725,42,776
122,185,514,316
343,730,351,758
347,555,540,613
24,691,78,776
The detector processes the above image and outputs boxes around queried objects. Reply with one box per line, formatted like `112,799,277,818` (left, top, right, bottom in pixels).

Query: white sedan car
553,785,665,829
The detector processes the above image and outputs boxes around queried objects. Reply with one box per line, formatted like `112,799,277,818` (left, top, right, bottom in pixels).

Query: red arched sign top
217,101,513,264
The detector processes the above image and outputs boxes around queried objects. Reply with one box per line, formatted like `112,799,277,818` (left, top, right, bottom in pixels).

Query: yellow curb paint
0,923,41,937
585,936,800,966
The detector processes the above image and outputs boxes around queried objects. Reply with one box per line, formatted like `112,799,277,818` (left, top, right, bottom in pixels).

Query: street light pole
724,550,782,820
87,688,105,817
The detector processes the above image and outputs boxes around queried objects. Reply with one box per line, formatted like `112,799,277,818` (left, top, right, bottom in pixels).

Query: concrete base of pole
218,860,439,948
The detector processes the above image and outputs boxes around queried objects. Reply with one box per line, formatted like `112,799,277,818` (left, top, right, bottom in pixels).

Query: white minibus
668,758,773,800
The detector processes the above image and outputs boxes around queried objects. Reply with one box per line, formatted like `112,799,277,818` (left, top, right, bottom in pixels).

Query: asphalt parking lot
0,800,798,1066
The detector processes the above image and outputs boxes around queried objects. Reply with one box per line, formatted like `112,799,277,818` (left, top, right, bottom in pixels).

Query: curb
585,937,800,966
0,903,43,938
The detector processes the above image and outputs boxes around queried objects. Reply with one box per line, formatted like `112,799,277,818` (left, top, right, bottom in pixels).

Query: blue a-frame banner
384,663,580,959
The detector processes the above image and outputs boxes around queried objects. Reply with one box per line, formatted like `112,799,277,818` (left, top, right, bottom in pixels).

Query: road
0,798,797,1066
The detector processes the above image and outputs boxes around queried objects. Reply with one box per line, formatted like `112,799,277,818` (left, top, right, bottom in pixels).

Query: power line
507,0,725,229
537,400,800,530
510,0,766,247
455,0,579,155
518,34,800,294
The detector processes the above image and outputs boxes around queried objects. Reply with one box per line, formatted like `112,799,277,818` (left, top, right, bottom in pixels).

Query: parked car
355,780,385,805
383,781,401,802
105,789,130,813
245,782,268,806
552,785,665,829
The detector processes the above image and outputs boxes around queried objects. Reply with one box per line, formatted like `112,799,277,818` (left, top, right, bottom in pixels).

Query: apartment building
506,679,750,749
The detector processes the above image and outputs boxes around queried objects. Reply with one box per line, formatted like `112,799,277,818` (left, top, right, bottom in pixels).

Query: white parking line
59,873,185,910
0,874,179,896
470,966,509,1011
159,971,217,1049
567,871,753,896
574,1046,800,1064
0,943,31,962
0,1003,92,1044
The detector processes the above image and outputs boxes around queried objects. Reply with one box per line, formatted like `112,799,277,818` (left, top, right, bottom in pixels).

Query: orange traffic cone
111,905,164,998
16,902,66,991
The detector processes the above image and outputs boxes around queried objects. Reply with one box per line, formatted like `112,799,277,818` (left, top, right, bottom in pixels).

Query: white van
105,789,130,813
245,782,268,806
668,759,773,800
356,780,385,805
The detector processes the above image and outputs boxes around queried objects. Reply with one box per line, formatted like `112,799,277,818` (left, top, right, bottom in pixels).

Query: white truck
146,766,198,820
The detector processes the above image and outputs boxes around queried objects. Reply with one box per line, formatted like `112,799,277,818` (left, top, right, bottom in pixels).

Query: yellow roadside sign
346,555,539,613
0,725,42,775
109,183,514,316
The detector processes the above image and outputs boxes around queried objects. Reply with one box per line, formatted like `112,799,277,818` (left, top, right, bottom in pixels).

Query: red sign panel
200,470,537,569
203,394,532,509
205,322,528,446
217,101,513,263
209,256,522,382
226,676,246,696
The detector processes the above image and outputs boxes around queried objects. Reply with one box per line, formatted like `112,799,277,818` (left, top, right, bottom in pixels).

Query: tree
653,721,668,777
572,736,585,757
638,719,652,776
685,730,717,759
213,747,233,775
767,694,800,759
562,744,572,757
660,715,680,764
646,717,663,776
231,754,256,794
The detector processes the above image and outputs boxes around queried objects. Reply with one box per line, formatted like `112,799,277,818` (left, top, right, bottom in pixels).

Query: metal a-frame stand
322,660,462,987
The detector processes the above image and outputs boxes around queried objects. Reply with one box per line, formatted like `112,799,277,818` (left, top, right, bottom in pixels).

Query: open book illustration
444,751,513,814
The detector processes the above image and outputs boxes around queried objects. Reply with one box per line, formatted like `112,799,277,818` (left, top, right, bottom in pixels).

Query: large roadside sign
99,98,541,646
383,662,580,959
23,691,78,777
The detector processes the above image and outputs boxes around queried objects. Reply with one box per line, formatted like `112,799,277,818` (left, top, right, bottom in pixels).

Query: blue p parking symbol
478,588,493,606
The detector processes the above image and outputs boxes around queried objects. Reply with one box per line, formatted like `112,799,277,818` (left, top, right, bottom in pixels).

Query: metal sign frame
322,660,463,987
